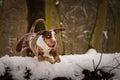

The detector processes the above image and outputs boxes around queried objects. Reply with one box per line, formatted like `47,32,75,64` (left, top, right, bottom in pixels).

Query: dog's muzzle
48,41,56,48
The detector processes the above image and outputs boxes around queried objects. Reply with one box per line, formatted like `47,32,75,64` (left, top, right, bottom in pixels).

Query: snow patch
55,0,59,5
104,31,108,39
0,49,120,80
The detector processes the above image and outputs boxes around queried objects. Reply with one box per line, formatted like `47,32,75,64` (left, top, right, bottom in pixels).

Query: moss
45,0,53,30
91,0,108,52
45,0,64,54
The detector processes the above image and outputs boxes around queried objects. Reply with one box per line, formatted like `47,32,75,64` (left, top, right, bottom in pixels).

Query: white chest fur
36,35,52,56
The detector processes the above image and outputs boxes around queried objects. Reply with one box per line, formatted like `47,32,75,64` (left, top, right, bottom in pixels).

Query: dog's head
37,28,65,49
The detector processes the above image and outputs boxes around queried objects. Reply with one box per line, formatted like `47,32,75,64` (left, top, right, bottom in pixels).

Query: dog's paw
54,59,61,63
51,61,55,64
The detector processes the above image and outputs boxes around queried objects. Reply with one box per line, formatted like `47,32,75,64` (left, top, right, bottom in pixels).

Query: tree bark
60,0,98,54
0,0,27,56
45,0,64,55
113,0,120,52
91,0,108,52
0,0,3,56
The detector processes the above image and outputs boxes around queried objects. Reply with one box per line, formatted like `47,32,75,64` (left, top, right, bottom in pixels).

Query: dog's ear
37,30,46,35
54,28,65,34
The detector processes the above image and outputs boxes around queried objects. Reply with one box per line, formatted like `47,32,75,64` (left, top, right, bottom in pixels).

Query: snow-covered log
0,49,120,80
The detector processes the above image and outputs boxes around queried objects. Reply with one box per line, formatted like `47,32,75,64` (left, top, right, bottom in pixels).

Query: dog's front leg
50,49,61,63
38,55,54,64
38,51,54,64
44,56,54,64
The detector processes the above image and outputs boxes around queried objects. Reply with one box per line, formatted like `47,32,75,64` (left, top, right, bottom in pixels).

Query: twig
95,53,103,70
109,57,120,72
76,64,84,70
92,59,96,70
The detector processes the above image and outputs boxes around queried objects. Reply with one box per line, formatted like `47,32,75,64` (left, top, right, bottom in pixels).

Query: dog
15,18,65,64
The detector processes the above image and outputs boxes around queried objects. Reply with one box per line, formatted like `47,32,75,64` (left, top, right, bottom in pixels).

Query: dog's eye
43,31,52,39
47,35,51,38
46,34,52,39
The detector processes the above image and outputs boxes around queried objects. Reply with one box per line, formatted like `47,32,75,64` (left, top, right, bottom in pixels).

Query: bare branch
95,53,103,70
92,59,96,70
109,57,120,72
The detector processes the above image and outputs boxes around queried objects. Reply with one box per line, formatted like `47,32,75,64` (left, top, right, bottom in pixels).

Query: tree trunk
0,0,27,56
91,0,108,52
26,0,45,32
113,0,120,52
45,0,64,55
60,0,98,54
0,0,3,56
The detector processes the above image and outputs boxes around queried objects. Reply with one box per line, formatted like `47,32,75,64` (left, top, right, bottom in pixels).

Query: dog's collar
36,35,51,55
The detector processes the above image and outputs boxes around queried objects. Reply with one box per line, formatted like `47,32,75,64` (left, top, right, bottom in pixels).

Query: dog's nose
52,41,56,45
49,41,56,48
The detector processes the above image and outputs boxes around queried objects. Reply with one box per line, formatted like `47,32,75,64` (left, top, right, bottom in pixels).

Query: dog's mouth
48,41,56,48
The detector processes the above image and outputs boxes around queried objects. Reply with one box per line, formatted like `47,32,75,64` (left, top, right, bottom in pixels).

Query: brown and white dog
15,18,65,64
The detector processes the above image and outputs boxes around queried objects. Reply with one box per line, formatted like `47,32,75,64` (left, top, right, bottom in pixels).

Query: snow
55,0,59,5
0,49,120,80
103,31,108,39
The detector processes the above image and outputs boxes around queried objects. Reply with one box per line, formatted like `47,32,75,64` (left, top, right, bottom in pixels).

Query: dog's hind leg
26,48,35,57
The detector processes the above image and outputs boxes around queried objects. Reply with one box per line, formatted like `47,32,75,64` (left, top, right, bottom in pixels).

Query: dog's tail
30,18,45,33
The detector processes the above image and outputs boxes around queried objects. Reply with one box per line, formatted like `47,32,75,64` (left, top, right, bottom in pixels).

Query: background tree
113,0,120,52
0,0,27,56
45,0,64,55
26,0,45,32
59,0,98,54
90,0,108,52
0,0,120,56
0,0,3,56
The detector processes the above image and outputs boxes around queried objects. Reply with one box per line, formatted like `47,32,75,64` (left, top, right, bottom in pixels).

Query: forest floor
0,49,120,80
